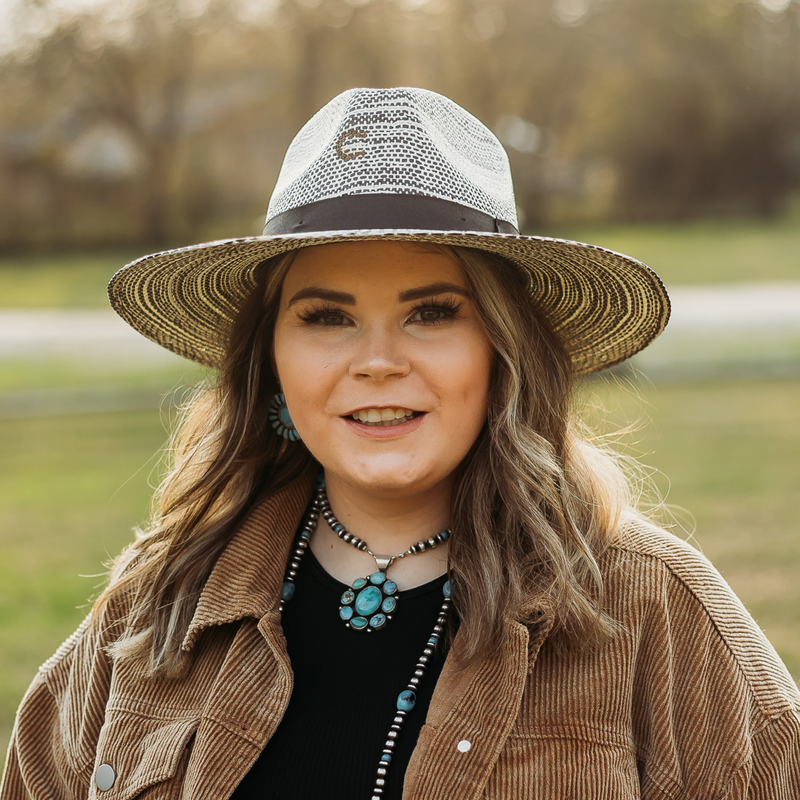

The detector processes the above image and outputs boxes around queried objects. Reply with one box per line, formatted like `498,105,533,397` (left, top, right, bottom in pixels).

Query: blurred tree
587,0,800,219
0,0,798,248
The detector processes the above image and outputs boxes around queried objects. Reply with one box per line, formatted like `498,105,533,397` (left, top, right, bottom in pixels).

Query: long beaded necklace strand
280,487,452,800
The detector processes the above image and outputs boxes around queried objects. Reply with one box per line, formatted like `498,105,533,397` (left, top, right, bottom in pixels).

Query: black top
231,544,450,800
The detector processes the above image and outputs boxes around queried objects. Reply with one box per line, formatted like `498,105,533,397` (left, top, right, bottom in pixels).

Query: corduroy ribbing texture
2,474,799,800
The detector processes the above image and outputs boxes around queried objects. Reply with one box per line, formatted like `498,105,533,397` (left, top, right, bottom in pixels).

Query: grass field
0,212,798,310
0,251,141,309
1,375,798,763
556,212,800,284
0,217,798,764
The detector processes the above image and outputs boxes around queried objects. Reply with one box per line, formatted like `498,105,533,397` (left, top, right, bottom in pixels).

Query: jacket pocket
88,712,200,800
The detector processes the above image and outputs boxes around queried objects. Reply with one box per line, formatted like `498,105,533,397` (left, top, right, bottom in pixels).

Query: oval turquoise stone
350,616,368,630
384,580,398,595
443,580,451,599
381,754,392,763
281,582,295,602
370,572,386,585
354,586,382,616
341,589,355,605
279,406,293,426
370,614,387,630
352,577,368,590
382,596,397,614
340,606,354,621
397,690,417,711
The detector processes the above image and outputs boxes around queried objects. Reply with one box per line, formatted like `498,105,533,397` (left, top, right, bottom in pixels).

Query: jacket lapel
180,615,294,800
180,470,315,653
180,471,314,799
404,615,553,800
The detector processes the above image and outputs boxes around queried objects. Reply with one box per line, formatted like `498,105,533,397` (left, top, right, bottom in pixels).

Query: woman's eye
409,302,461,324
416,308,446,322
298,308,351,326
318,312,348,326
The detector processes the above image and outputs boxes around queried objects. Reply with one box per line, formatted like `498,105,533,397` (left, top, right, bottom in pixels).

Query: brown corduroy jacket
3,472,800,800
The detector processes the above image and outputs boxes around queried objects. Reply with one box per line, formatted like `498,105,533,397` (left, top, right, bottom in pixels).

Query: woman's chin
323,460,446,497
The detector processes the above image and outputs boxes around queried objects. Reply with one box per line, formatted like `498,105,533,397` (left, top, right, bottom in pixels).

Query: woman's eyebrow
287,287,357,306
398,282,470,302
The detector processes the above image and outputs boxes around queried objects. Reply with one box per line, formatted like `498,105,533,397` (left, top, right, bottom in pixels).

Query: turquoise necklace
306,481,450,632
280,483,452,799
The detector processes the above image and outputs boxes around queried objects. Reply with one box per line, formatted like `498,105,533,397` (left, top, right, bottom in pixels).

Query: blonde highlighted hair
98,243,632,676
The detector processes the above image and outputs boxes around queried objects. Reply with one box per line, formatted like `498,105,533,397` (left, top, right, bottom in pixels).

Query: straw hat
108,87,670,375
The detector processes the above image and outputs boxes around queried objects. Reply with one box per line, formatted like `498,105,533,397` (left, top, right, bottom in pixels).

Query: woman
2,87,799,799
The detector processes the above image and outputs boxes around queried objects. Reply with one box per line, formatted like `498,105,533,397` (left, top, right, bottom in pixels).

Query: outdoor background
1,0,799,764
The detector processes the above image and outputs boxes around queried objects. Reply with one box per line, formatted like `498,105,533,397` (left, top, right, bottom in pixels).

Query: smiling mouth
348,408,421,427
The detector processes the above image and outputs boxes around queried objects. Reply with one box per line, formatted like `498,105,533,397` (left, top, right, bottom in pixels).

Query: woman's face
273,241,494,498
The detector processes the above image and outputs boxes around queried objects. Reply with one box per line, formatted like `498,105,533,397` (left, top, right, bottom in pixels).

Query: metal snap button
95,763,116,791
457,739,472,753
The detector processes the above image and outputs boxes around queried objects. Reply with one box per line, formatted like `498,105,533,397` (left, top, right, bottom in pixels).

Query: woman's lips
342,412,425,438
348,407,417,425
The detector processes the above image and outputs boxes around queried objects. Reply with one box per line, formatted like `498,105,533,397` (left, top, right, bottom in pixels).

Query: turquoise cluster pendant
340,571,398,632
311,476,450,634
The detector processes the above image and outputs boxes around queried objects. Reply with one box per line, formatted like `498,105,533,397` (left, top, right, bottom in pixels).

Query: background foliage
1,0,799,248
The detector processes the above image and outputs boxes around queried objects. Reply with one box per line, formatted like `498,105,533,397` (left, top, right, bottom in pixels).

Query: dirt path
1,282,799,361
0,283,798,389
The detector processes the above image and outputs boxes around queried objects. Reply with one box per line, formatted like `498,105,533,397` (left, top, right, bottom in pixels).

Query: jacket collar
181,469,315,652
179,467,551,653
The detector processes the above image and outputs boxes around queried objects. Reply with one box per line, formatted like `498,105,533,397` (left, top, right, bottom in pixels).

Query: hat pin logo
336,129,368,161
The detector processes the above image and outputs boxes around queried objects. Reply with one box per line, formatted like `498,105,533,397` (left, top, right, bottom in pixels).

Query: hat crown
266,87,519,229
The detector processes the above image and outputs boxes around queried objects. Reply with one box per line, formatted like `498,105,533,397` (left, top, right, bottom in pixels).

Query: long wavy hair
99,242,633,677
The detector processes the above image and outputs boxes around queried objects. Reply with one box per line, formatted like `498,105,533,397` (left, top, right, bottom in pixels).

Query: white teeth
351,408,416,425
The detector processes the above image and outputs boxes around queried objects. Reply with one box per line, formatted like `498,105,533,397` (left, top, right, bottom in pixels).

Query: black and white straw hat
109,87,670,375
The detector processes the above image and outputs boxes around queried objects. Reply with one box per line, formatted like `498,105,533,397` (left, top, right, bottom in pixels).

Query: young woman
3,87,798,800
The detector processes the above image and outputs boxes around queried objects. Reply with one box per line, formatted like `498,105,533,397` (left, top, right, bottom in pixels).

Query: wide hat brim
108,229,670,376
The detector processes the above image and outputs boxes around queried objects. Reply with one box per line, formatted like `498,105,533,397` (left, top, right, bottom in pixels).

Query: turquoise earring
269,393,301,441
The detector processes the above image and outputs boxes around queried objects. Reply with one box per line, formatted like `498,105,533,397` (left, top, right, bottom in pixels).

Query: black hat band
262,193,520,236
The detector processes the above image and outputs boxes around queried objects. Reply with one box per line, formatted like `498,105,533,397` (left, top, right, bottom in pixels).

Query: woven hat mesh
108,87,670,375
267,87,518,227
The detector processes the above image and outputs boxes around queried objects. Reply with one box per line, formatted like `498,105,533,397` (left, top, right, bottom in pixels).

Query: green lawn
0,354,204,395
0,211,798,310
0,408,170,763
583,375,800,676
1,375,798,764
1,219,798,764
0,251,141,309
555,213,800,285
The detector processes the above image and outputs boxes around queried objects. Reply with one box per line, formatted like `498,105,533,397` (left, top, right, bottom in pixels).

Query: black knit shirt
231,544,450,800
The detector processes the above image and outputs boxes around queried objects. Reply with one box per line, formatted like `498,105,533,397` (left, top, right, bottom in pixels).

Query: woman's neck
308,471,453,590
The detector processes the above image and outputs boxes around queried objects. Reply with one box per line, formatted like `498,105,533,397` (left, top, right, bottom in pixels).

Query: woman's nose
348,325,410,380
